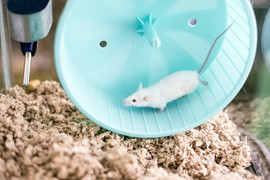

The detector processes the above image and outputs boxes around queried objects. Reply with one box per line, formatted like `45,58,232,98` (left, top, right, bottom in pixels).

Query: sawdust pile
0,81,259,180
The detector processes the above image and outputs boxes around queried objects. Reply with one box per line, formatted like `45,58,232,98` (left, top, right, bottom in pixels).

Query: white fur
124,71,199,112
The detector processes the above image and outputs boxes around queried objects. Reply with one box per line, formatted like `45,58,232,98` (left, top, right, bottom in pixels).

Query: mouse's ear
138,83,143,91
143,96,149,102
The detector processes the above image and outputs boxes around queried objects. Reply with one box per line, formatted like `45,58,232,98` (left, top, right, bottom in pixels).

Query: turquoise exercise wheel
55,0,257,138
262,8,270,68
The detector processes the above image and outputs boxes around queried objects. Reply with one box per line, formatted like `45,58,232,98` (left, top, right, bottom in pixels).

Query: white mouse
124,24,233,113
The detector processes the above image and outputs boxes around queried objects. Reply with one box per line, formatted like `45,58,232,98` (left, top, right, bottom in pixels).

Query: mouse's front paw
156,107,165,113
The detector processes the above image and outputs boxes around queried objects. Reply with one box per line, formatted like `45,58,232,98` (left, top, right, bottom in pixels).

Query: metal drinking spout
22,52,32,87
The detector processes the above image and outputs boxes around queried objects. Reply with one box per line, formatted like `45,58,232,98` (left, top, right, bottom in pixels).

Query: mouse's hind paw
156,106,166,113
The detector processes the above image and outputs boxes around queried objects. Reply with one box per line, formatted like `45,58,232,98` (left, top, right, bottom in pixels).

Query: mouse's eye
132,99,136,103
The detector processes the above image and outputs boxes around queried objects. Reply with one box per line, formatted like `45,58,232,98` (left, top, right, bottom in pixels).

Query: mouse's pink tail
198,23,234,74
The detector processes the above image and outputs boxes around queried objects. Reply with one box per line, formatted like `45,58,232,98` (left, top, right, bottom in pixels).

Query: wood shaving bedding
228,98,270,149
0,81,260,180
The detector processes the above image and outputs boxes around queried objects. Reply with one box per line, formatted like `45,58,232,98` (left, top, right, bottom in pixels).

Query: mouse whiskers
119,103,128,110
118,98,128,110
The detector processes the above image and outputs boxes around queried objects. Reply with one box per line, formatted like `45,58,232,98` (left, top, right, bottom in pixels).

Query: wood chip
25,79,41,91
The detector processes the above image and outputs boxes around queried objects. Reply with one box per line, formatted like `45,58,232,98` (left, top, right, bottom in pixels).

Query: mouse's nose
123,99,130,106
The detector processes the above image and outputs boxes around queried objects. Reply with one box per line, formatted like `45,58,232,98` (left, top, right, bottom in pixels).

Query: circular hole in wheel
99,41,107,48
189,18,197,27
